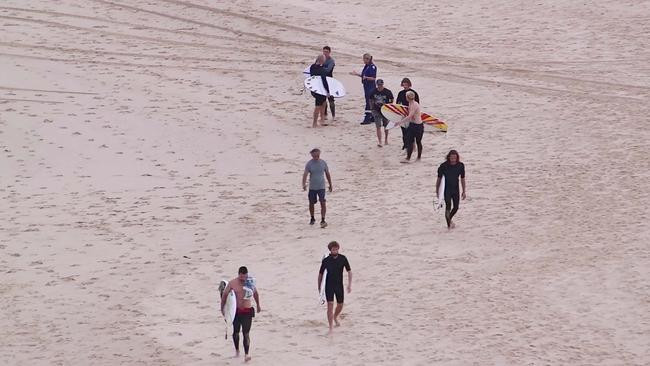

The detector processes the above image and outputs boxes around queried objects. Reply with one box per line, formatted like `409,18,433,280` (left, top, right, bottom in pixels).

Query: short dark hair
327,241,340,250
446,150,460,162
323,46,331,51
238,266,248,274
401,78,412,87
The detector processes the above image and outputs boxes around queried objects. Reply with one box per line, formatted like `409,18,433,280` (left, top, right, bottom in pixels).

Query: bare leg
309,202,315,218
376,126,382,146
384,129,389,145
319,104,326,125
312,107,319,128
333,303,344,326
320,201,326,221
327,301,334,333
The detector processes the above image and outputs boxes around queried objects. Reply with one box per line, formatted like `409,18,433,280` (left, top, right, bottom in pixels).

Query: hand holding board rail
304,76,346,98
381,103,448,132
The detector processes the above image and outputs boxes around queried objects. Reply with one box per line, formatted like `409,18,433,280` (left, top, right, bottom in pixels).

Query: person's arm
220,283,231,315
461,177,467,200
325,171,333,192
302,170,309,191
253,289,261,312
321,75,330,96
363,65,377,82
345,258,352,293
461,164,466,199
435,176,441,194
388,91,394,104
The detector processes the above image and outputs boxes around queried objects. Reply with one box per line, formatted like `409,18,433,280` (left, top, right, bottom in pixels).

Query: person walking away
318,241,352,334
436,150,466,229
395,78,420,151
221,266,261,363
369,79,394,147
322,46,336,121
309,55,330,128
302,148,333,228
350,53,377,125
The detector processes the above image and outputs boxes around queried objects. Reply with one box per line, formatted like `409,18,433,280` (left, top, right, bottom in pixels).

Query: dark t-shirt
396,89,420,105
310,64,330,93
437,162,465,194
370,88,394,111
319,254,351,288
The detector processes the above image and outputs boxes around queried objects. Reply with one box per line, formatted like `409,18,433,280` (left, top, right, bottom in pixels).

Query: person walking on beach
369,79,394,147
436,150,466,229
309,55,330,128
302,148,333,228
350,53,377,124
318,241,352,334
395,78,420,150
322,46,336,121
221,266,261,363
396,91,423,163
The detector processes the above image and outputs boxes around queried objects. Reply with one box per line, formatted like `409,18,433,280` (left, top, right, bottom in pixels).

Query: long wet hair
446,150,460,163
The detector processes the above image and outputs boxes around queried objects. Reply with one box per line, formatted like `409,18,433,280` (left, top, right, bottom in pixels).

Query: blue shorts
308,189,326,204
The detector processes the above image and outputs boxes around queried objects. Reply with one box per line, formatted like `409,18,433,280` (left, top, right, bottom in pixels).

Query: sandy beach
1,0,649,365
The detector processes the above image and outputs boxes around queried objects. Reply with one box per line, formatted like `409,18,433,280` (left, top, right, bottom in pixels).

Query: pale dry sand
1,1,649,365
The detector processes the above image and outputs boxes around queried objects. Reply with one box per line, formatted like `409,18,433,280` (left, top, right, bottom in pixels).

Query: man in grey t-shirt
302,148,333,228
322,46,336,121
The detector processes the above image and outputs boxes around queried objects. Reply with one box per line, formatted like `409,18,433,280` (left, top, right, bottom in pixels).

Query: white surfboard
219,279,237,339
319,253,329,305
435,176,446,210
304,76,346,98
385,121,399,130
303,66,311,79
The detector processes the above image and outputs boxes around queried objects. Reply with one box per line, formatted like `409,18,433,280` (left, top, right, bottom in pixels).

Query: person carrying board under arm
436,150,467,229
310,54,331,128
318,241,352,334
221,266,261,363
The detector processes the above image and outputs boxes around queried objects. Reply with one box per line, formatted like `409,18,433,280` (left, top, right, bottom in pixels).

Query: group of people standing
219,46,468,363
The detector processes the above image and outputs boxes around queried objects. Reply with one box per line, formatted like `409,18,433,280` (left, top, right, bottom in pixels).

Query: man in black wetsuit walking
436,150,467,229
318,241,352,334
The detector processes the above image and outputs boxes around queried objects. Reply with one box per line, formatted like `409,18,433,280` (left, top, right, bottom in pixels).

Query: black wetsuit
233,307,253,354
319,254,351,304
437,161,465,227
309,64,330,106
396,89,420,149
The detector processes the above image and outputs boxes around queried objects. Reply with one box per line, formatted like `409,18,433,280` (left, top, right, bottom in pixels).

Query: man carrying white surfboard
436,150,467,229
309,55,331,128
318,241,352,334
220,266,261,363
302,148,333,228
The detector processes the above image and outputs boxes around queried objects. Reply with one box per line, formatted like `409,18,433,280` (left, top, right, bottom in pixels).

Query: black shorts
311,92,327,106
325,284,344,304
308,189,326,204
